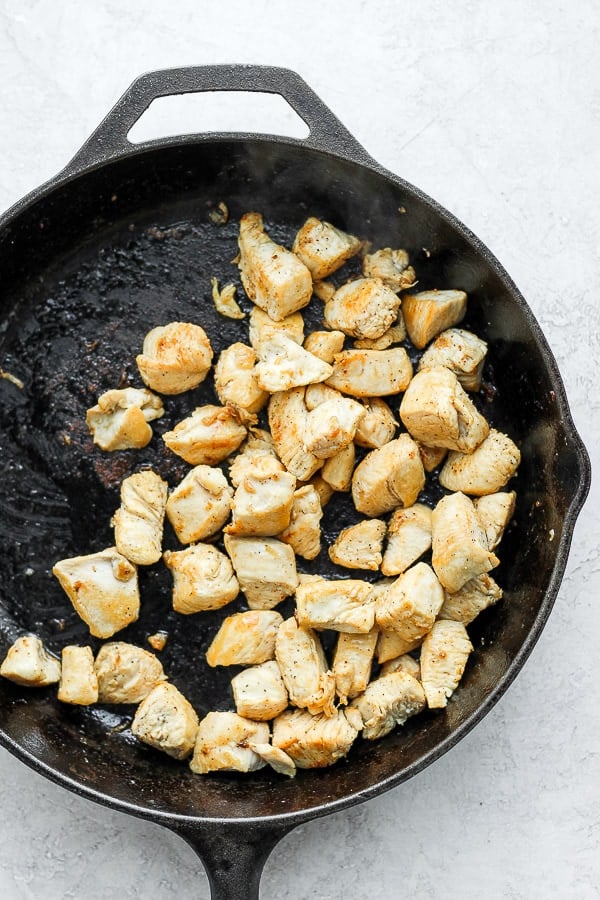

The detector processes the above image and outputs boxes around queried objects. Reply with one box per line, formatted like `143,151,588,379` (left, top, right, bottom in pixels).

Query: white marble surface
0,1,598,898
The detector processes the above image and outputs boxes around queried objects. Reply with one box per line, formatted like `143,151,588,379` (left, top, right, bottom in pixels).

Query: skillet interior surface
0,138,584,821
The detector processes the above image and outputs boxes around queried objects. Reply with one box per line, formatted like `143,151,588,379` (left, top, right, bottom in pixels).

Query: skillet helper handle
63,64,374,173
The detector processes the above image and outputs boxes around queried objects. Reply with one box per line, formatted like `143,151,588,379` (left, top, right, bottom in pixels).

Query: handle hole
127,91,310,143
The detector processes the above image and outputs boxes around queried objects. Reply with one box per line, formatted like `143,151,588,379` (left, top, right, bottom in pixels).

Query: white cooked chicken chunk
303,381,342,410
418,328,488,392
439,430,521,496
311,278,336,302
255,332,333,393
210,277,245,320
303,396,365,459
275,617,336,716
278,485,323,560
94,642,166,704
295,578,375,633
324,278,402,340
0,635,61,687
303,330,345,363
247,742,296,778
58,645,98,705
132,681,199,760
292,216,362,280
231,660,289,721
225,454,296,537
268,388,323,481
213,342,268,421
136,321,213,394
327,347,412,397
86,387,164,451
223,535,298,609
163,544,239,613
354,397,398,449
272,707,361,769
439,573,503,625
321,442,356,492
418,443,448,472
402,289,467,349
431,491,499,593
112,470,168,566
332,631,378,704
166,465,233,545
309,473,335,507
361,247,416,292
354,321,407,350
53,547,139,639
162,405,247,466
205,610,284,667
380,652,421,680
381,503,432,577
190,711,269,774
328,519,386,571
376,628,423,664
248,305,305,350
420,619,473,708
352,670,426,740
228,428,279,488
474,490,516,549
375,562,445,645
352,434,425,517
238,212,312,321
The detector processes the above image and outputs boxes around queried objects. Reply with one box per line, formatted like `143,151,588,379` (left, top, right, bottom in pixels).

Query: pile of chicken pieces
0,212,521,778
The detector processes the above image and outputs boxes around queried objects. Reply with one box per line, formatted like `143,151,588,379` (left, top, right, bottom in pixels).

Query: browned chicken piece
272,707,361,768
303,396,365,459
228,428,279,488
0,635,61,687
418,328,488,392
352,670,426,740
303,381,342,410
112,470,168,566
223,534,298,609
53,548,139,639
94,642,166,704
332,631,378,704
274,617,336,716
247,742,297,777
431,491,499,593
163,544,239,613
268,388,323,481
58,646,98,705
380,652,421,680
329,519,386,571
303,330,345,363
248,305,305,350
255,333,333,392
231,660,289,721
292,217,362,280
418,443,448,472
321,442,355,492
136,321,213,394
162,405,247,466
327,347,413,397
132,682,199,760
308,473,335,507
147,632,168,652
376,628,424,664
166,465,233,545
210,277,245,320
354,320,407,350
225,455,296,536
206,610,284,667
190,711,269,774
238,212,313,321
361,247,416,292
402,289,467,349
420,619,473,708
474,490,516,549
278,485,323,560
439,573,503,624
213,342,268,421
381,503,432,576
440,430,521,496
376,562,445,645
324,278,402,340
86,387,164,451
312,279,337,302
352,434,425,517
354,397,398,449
295,578,375,633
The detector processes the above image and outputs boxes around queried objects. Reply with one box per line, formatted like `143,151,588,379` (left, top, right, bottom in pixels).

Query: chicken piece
352,670,426,740
420,619,473,708
57,645,98,705
275,617,336,716
210,277,245,320
354,320,407,350
312,279,336,302
309,473,335,507
431,492,499,593
135,321,213,394
238,212,312,320
352,434,425,517
354,398,398,449
248,305,305,351
0,635,60,687
329,519,386,571
439,430,521,496
247,742,296,777
303,381,342,410
418,328,488,392
190,711,269,774
292,216,362,280
213,342,268,421
327,347,412,397
418,443,448,472
380,652,421,680
53,548,139,639
362,247,416,292
303,330,345,363
162,404,247,466
321,442,355,492
163,544,239,613
376,628,423,664
231,660,289,721
278,485,323,560
303,396,365,459
439,573,503,625
402,289,467,349
223,535,298,609
225,455,296,537
132,682,199,759
94,642,166,704
295,579,375,633
381,503,432,576
400,367,489,453
268,388,323,480
332,631,378,704
112,470,168,566
228,429,279,488
166,465,233,545
206,610,284,666
376,562,445,644
324,278,402,340
86,387,164,451
147,631,168,652
272,707,360,769
474,490,516,549
255,333,333,392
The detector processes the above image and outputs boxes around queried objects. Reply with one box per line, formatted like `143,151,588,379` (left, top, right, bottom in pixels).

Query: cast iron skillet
0,65,591,899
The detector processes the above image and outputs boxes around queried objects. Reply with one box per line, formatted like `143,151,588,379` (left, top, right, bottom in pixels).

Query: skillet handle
63,64,374,174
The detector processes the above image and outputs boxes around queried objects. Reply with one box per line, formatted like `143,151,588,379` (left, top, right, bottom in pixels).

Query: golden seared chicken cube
324,278,402,340
278,485,323,560
132,682,199,759
275,617,336,716
58,646,98,705
402,289,467,349
303,396,365,459
309,473,335,507
420,619,473,708
112,470,168,566
272,707,361,769
255,333,333,393
376,629,423,664
210,277,245,320
329,519,386,571
162,404,247,466
238,212,312,321
303,330,345,363
225,454,296,537
231,660,289,721
362,247,416,292
247,742,296,777
439,430,521,496
321,443,355,492
190,711,269,774
332,631,378,704
354,397,398,449
228,428,278,488
431,492,499,593
381,503,432,576
213,343,268,421
418,443,448,472
352,434,425,517
380,652,421,680
248,305,305,350
163,544,239,613
312,279,336,302
0,635,60,687
292,216,362,280
375,562,445,645
303,381,342,410
474,490,516,549
206,610,284,667
418,328,488,392
439,573,503,625
94,642,166,704
295,579,375,633
53,548,139,639
268,388,323,481
136,321,213,395
400,367,489,453
352,670,426,740
327,347,412,397
86,387,164,451
223,535,298,609
166,465,233,545
354,321,407,350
